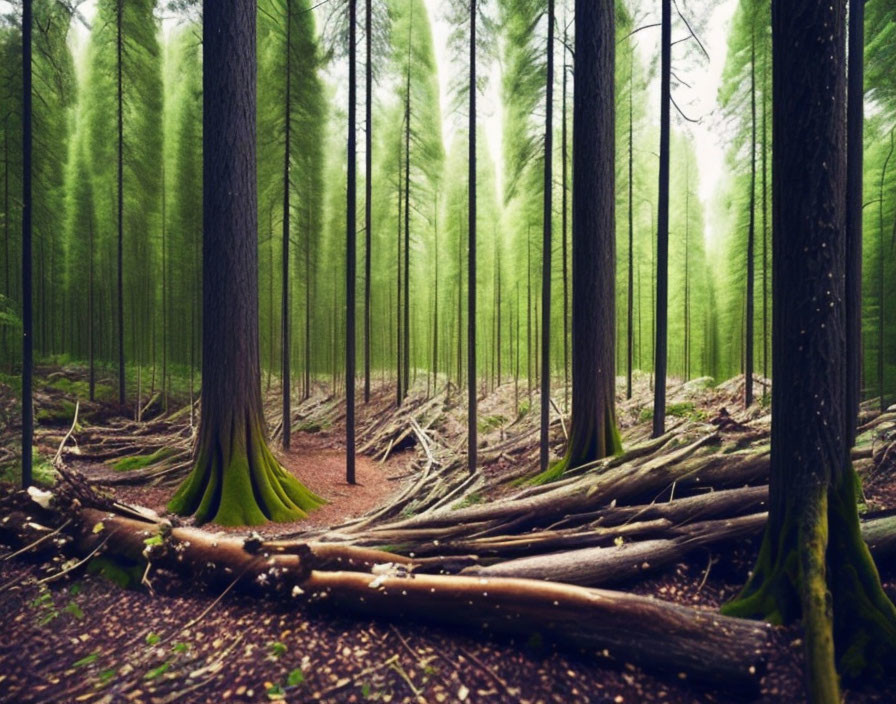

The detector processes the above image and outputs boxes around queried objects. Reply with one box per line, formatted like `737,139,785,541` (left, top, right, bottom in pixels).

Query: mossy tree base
722,468,896,693
529,408,622,486
168,420,324,526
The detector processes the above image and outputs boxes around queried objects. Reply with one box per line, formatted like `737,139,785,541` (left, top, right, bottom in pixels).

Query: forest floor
1,365,895,703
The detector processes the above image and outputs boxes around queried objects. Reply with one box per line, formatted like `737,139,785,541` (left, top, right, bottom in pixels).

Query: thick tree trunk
723,3,896,700
539,0,554,473
21,0,33,488
652,0,671,438
168,0,323,526
534,0,619,483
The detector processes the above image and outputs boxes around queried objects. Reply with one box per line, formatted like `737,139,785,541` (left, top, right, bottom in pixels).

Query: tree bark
116,0,125,407
168,0,324,525
346,0,357,484
845,0,864,442
652,0,671,438
21,0,33,488
745,26,756,408
468,0,478,474
539,0,554,473
363,0,373,405
723,3,896,699
534,0,619,483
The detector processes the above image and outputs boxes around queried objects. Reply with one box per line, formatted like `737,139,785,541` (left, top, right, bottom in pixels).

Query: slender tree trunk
561,45,570,411
457,210,463,388
21,0,33,488
527,230,532,406
304,200,312,400
684,164,690,382
169,0,322,526
403,103,411,400
468,0,478,474
879,135,893,412
396,145,402,406
281,0,293,450
626,48,634,399
346,0,358,484
761,53,768,392
161,165,168,412
432,195,439,392
745,27,756,408
539,0,554,472
116,0,125,407
652,0,671,438
845,0,864,443
88,209,95,401
364,0,373,404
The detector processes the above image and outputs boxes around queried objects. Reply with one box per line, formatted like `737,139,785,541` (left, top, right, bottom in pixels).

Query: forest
0,0,895,702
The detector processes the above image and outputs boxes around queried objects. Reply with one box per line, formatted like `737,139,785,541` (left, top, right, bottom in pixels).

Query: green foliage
452,492,483,509
112,446,177,472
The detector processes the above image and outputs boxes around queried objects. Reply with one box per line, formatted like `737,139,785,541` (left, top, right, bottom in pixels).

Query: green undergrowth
0,447,57,487
452,492,484,509
111,446,179,472
638,402,707,423
478,415,507,433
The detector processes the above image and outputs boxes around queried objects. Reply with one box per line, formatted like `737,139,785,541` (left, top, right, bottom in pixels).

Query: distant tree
21,0,32,488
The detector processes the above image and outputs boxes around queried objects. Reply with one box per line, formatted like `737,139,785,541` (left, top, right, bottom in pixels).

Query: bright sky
11,0,739,247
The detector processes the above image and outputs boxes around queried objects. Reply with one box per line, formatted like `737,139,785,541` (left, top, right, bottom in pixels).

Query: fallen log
0,488,770,690
306,570,770,691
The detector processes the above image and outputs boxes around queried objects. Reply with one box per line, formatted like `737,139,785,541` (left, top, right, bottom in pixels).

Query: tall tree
21,0,32,488
845,0,863,443
168,0,324,526
347,0,357,483
723,3,896,700
532,0,620,484
744,25,756,408
539,0,554,472
468,0,478,475
652,0,671,438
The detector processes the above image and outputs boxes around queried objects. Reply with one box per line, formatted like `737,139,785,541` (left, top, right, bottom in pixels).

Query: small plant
267,641,287,659
477,414,507,433
452,492,484,510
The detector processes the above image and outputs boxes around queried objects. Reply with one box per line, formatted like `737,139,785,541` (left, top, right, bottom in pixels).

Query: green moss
528,408,622,486
168,420,325,526
452,492,484,510
0,447,56,487
724,467,896,685
111,447,178,472
477,415,507,433
36,400,77,425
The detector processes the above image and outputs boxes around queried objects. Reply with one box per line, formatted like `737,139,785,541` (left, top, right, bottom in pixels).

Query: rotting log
0,488,769,690
305,569,770,690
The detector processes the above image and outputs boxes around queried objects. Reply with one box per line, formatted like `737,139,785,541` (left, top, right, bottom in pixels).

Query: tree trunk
723,4,896,700
534,0,620,483
363,0,373,405
652,0,671,438
745,27,756,408
346,0,358,484
281,0,293,451
626,48,634,399
168,0,324,526
21,0,33,488
879,135,894,412
468,0,478,474
116,0,126,407
539,0,554,473
845,0,864,443
561,27,570,410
